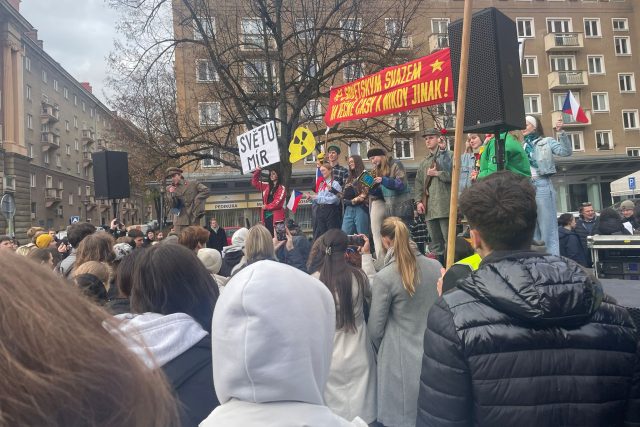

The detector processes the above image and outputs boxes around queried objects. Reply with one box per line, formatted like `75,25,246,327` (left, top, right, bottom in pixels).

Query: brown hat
165,167,183,177
366,147,386,158
422,128,440,137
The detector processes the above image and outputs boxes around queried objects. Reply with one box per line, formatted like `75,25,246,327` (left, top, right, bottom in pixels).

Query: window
66,144,71,155
565,132,584,151
393,113,417,132
65,120,70,131
583,18,600,37
302,100,322,122
202,149,222,168
241,18,266,48
58,180,63,190
90,108,94,118
85,186,90,196
295,18,314,41
587,55,605,75
196,60,217,82
56,154,61,167
553,92,580,111
595,130,613,150
198,102,220,126
82,101,86,112
46,175,53,188
76,162,80,174
64,87,68,99
297,57,318,80
523,94,541,114
43,151,49,164
30,173,36,188
341,18,362,42
24,56,30,72
347,140,369,159
69,193,73,205
615,36,631,55
622,110,639,130
73,94,77,106
78,186,82,196
26,114,33,130
612,18,628,31
619,73,636,92
516,18,534,38
25,84,31,101
386,19,411,48
28,144,33,158
42,69,47,83
192,16,215,41
591,92,609,112
246,106,270,129
393,138,413,159
244,60,275,92
522,56,538,76
74,139,79,151
53,80,59,91
547,18,572,33
431,18,449,34
343,61,365,82
74,116,78,128
550,55,575,71
627,147,640,157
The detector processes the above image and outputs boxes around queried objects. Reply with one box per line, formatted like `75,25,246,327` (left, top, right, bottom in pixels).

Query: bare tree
108,0,426,188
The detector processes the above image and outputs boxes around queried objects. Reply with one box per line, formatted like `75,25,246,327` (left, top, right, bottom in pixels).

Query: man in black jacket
416,171,639,427
574,202,599,267
206,218,227,252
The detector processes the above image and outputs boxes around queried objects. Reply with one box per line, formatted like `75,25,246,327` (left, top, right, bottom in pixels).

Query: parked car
225,226,241,246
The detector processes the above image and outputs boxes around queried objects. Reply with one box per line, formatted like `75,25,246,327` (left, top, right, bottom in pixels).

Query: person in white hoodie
200,260,368,427
114,244,220,427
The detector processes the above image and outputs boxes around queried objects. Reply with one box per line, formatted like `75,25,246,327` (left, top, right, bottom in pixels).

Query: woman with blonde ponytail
365,216,440,427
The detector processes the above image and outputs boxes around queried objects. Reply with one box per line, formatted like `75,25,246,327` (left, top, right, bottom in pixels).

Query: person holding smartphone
306,163,342,240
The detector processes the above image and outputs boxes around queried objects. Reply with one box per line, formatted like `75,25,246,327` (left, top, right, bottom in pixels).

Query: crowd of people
2,114,640,426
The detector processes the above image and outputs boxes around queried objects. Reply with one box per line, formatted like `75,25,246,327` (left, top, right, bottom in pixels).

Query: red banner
324,48,454,127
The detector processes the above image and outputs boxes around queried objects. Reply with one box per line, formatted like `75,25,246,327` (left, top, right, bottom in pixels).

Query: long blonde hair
380,217,418,296
374,154,391,177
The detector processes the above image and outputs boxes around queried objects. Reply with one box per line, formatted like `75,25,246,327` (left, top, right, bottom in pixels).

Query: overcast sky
20,0,122,105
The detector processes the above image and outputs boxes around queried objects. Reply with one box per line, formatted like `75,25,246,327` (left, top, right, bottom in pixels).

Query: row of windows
523,88,635,113
522,56,635,89
198,100,323,126
517,17,629,38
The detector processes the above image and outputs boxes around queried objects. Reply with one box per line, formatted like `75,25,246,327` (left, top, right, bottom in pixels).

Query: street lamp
82,197,89,222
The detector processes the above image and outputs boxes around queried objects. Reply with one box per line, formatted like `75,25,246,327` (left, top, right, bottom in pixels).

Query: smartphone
275,221,286,241
358,170,375,188
347,235,365,247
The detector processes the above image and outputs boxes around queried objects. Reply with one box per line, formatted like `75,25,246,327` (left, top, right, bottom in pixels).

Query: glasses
346,247,357,254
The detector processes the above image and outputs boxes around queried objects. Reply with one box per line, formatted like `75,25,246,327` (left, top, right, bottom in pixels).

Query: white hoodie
200,260,367,427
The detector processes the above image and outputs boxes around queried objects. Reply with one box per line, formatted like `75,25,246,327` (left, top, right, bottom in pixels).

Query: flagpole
445,0,474,269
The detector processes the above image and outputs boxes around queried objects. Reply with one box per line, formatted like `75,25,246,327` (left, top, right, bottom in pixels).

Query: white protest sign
238,121,280,174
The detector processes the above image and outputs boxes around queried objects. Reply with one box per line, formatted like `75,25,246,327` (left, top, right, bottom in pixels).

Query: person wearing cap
620,200,638,232
327,145,349,188
521,116,571,256
415,128,453,264
165,166,210,233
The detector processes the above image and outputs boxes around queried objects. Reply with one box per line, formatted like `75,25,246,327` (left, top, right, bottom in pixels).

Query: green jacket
478,133,531,179
414,150,452,220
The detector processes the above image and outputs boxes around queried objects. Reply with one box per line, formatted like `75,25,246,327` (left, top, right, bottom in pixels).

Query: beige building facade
173,0,640,228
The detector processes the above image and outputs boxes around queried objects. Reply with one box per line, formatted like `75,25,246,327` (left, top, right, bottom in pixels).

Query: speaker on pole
448,7,525,134
92,151,130,199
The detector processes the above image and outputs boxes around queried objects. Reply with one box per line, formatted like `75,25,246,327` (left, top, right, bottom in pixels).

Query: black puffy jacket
416,250,640,427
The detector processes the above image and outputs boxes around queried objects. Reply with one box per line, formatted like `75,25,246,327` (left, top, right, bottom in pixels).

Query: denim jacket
459,152,476,194
531,131,572,176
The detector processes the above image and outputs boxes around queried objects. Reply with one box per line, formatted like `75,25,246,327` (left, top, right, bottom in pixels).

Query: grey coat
367,249,441,427
414,150,452,220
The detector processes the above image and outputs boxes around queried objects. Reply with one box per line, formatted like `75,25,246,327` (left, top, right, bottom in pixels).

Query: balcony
551,110,591,127
83,151,93,166
548,70,588,90
385,35,413,51
45,188,62,207
544,32,584,52
428,33,449,53
81,129,95,145
388,115,420,134
40,131,60,150
40,104,60,123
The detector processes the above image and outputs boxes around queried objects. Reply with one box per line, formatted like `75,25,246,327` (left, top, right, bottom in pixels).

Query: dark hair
74,273,108,305
558,213,575,227
346,155,365,184
597,208,628,235
0,252,179,426
533,116,545,137
131,244,219,333
115,247,146,298
178,226,210,251
315,230,367,333
28,248,53,265
75,233,115,267
459,171,537,250
67,222,96,247
128,229,144,239
454,236,474,263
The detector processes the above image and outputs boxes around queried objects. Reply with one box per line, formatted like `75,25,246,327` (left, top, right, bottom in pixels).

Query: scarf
523,132,540,169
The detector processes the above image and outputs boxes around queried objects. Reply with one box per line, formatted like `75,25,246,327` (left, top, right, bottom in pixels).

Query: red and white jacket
251,169,286,224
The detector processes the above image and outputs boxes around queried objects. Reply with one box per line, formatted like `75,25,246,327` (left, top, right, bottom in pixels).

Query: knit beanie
231,228,249,248
113,242,133,261
197,248,223,275
35,234,53,249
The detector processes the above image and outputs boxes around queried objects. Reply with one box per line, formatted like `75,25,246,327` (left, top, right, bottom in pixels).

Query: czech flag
287,189,303,213
562,90,589,123
314,167,324,193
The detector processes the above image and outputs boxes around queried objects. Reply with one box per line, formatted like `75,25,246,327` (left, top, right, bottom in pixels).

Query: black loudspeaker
448,7,525,133
92,151,130,199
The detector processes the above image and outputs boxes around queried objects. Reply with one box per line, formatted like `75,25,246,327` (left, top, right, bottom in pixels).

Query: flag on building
562,90,589,123
287,189,303,213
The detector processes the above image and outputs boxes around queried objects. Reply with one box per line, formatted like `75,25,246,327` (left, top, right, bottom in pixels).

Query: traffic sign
70,216,80,224
629,177,636,190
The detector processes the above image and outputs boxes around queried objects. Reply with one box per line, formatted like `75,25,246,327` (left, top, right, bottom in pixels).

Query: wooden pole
445,0,474,268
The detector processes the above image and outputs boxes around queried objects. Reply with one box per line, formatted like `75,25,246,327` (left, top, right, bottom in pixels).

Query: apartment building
0,0,147,237
173,0,640,228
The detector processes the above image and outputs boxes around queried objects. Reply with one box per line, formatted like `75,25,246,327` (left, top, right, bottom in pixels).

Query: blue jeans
533,177,560,256
342,205,371,237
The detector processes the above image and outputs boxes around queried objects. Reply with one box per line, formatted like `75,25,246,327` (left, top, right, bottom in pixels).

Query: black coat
417,251,640,427
558,226,588,266
574,217,599,267
219,250,243,277
162,336,219,427
206,226,227,252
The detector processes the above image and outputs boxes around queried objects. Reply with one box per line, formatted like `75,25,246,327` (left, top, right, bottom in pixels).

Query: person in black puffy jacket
416,171,640,427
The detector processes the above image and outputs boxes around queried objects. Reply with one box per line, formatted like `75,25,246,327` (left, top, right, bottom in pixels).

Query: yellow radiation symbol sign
289,127,316,163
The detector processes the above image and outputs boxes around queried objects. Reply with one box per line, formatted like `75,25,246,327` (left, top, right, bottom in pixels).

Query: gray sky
20,0,122,105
